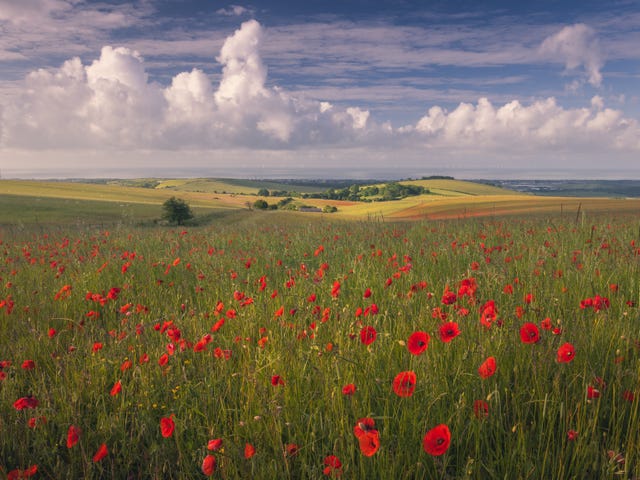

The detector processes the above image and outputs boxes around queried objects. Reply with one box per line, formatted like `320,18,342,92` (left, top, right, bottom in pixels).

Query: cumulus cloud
410,96,639,152
1,18,638,172
539,23,603,87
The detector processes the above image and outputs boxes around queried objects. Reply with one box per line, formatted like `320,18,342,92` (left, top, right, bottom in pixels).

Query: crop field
1,205,639,478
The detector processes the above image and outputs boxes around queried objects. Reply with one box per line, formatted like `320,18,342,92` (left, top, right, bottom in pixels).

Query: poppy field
1,213,639,478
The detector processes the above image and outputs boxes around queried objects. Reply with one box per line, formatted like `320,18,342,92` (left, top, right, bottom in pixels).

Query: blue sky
1,0,639,178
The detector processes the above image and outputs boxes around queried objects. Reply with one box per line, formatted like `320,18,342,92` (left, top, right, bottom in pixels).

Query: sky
1,0,639,179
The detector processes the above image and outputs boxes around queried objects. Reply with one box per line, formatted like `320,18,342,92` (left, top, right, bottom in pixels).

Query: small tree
257,188,270,197
162,197,194,225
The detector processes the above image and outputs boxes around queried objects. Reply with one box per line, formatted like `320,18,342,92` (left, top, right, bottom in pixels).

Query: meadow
0,180,639,478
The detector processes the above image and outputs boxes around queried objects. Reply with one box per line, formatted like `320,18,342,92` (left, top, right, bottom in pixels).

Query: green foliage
253,199,269,210
1,215,640,478
257,188,270,197
161,196,194,225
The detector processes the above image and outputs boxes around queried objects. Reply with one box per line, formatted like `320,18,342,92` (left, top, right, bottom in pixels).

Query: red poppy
158,353,169,366
323,455,342,476
244,443,256,459
363,287,372,298
67,425,80,448
160,415,175,438
207,438,223,451
392,371,417,397
439,322,460,343
13,396,39,410
110,380,122,396
360,326,377,345
473,400,489,418
92,443,108,462
557,342,575,363
423,424,451,456
354,418,380,457
202,455,216,476
478,357,497,378
21,360,35,370
519,323,539,344
567,430,578,441
342,383,356,396
407,331,430,355
587,385,600,399
271,375,285,386
7,465,37,479
285,443,299,457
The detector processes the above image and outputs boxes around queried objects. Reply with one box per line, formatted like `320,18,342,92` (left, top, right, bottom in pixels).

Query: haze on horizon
1,0,639,179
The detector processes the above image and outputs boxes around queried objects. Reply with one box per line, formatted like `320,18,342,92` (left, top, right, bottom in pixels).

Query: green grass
1,213,639,478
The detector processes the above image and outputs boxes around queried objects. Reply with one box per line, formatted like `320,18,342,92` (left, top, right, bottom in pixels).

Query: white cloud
1,19,639,175
216,5,251,17
539,23,603,87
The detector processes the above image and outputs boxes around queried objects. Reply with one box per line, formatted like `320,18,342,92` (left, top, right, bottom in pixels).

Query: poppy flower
567,430,578,441
423,424,451,456
478,357,497,379
354,418,380,457
557,342,575,363
271,375,285,386
207,438,223,451
519,323,540,344
587,385,600,399
160,415,175,438
360,326,377,345
7,465,37,479
67,425,80,448
323,455,342,476
244,443,256,459
92,443,108,462
110,380,122,396
407,331,430,355
21,360,35,370
473,400,489,418
342,383,356,396
13,396,39,410
285,443,299,457
392,371,417,397
439,322,460,343
202,455,216,475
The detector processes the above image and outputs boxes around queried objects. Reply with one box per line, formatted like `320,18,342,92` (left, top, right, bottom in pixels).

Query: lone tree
162,197,194,225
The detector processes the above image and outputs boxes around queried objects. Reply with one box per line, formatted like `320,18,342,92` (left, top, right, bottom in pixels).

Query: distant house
298,206,322,213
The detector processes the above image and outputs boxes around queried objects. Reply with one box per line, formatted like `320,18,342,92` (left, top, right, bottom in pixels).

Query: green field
3,178,640,226
0,180,639,477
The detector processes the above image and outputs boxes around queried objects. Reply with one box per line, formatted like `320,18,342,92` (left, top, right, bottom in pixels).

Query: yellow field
2,179,639,224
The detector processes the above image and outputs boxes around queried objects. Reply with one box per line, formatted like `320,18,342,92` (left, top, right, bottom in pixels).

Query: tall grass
0,214,639,478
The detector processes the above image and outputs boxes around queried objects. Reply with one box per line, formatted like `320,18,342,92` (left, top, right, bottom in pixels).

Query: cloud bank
0,19,639,173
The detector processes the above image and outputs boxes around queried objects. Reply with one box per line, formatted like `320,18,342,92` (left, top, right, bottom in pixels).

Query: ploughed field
1,196,639,477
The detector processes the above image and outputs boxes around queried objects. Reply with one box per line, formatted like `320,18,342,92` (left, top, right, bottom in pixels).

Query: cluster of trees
252,197,337,213
302,182,427,202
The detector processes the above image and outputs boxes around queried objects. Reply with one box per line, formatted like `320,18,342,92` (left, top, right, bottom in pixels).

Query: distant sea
2,166,640,181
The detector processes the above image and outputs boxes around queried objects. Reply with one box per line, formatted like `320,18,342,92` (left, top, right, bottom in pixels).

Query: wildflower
13,396,39,410
67,425,80,448
354,417,380,456
342,383,356,396
392,371,417,397
323,455,342,476
567,430,578,441
360,326,377,346
407,331,430,355
207,438,223,451
423,424,451,456
557,342,575,363
21,360,35,370
473,400,489,418
519,323,540,344
92,443,108,462
7,465,37,479
439,322,460,342
478,357,497,379
587,385,600,399
160,415,175,438
271,375,285,386
110,380,122,396
202,455,216,475
285,443,299,457
244,443,256,459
